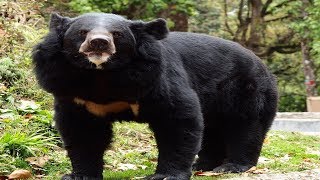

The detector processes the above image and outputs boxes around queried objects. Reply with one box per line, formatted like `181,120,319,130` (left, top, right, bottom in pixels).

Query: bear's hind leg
211,77,277,173
212,113,269,173
193,124,226,171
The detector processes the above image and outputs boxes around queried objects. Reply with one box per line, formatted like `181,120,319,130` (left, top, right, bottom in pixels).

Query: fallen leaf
8,169,32,179
149,158,158,162
245,166,257,172
117,163,137,171
303,158,312,162
35,174,45,179
103,164,114,170
242,172,249,177
25,156,49,168
245,166,268,174
131,177,145,180
252,168,269,174
258,157,272,164
0,29,5,37
194,171,223,176
18,100,39,112
280,154,290,162
24,114,33,119
263,137,270,144
0,83,7,92
137,165,148,170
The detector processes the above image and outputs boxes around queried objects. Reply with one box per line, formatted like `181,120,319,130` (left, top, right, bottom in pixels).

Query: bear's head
49,13,169,69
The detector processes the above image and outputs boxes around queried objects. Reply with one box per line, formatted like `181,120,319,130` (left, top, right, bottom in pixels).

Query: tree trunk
301,0,317,97
301,38,317,96
247,0,263,53
223,0,300,57
168,12,188,31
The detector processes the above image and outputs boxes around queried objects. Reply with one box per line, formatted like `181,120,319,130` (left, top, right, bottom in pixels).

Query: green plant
278,94,306,112
0,57,23,87
0,0,52,108
0,132,57,158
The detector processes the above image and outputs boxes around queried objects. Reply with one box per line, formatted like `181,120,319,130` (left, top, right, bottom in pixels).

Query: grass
259,131,320,172
1,104,319,179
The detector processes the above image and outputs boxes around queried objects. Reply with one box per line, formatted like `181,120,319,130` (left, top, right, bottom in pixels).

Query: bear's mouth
81,51,114,68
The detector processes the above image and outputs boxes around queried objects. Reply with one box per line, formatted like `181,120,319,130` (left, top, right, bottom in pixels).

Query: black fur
33,13,278,180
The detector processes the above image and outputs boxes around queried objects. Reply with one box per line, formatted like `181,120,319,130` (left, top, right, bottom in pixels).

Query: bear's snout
89,35,111,51
79,29,116,54
79,28,116,68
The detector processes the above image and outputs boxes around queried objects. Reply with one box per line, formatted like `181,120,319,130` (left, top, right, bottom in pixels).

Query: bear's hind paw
212,163,252,173
145,173,189,180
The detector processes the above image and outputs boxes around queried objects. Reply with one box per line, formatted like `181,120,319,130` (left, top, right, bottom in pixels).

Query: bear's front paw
212,163,252,173
61,174,102,180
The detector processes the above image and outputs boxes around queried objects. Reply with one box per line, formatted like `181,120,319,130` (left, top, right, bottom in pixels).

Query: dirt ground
230,169,320,180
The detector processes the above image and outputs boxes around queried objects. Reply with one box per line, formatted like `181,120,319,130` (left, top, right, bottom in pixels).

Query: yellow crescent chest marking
74,97,139,117
130,104,139,117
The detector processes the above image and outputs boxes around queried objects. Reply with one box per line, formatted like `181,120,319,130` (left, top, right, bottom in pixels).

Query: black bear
33,13,278,180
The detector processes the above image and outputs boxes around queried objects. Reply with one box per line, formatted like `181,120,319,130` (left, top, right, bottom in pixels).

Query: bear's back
161,32,271,87
162,32,259,66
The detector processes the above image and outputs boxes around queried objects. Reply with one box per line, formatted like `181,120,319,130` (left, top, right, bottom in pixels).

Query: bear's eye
79,30,89,36
112,31,123,38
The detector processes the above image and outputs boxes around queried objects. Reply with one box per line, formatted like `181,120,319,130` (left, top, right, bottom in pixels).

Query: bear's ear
49,13,71,31
144,18,169,40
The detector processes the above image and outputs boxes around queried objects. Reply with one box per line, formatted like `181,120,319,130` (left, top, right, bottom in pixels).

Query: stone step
272,118,320,133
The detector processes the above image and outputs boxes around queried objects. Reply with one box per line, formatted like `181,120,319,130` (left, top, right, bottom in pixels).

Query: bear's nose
89,36,110,50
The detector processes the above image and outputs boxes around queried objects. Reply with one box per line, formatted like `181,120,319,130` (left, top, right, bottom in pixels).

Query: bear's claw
212,163,252,173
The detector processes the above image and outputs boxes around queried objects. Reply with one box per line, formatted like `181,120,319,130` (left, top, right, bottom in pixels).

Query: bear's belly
74,97,139,117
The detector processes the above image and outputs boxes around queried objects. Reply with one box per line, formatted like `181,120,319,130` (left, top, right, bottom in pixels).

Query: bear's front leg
142,90,204,180
54,97,113,180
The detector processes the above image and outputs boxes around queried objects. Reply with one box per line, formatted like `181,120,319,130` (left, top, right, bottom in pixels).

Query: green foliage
0,0,52,108
69,0,196,20
304,0,320,62
188,0,222,35
265,52,307,112
0,58,23,87
278,94,306,112
0,99,59,174
290,0,320,97
0,132,56,158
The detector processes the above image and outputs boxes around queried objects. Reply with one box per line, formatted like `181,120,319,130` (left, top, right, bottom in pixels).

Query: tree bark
247,0,263,53
301,0,317,97
301,39,317,96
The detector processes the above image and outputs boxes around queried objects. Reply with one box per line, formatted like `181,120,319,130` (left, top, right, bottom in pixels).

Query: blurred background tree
68,0,196,31
2,0,320,112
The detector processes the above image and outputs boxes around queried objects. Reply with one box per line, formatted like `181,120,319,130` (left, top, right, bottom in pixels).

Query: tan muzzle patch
78,29,116,68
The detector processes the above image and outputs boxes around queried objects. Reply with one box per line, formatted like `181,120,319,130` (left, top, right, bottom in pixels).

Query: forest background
2,0,320,112
1,0,320,179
